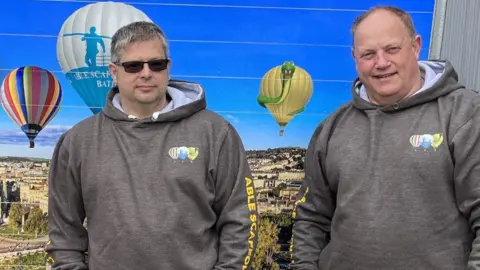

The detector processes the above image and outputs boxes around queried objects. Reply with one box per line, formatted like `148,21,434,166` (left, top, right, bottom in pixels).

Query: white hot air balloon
57,1,153,114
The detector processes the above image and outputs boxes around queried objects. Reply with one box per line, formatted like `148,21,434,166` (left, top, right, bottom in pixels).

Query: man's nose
375,52,390,69
139,63,153,77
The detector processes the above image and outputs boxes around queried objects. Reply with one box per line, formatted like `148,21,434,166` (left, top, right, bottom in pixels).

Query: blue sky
0,0,435,158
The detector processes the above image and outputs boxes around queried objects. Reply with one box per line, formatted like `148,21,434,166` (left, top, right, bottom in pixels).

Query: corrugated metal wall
429,0,480,92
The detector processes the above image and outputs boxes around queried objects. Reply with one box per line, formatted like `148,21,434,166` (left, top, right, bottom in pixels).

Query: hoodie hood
102,79,206,122
352,60,465,111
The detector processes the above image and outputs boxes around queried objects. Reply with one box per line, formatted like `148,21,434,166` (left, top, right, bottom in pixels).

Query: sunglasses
116,59,170,73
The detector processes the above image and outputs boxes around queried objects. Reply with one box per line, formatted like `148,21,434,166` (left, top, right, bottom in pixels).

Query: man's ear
167,59,172,80
412,35,422,59
109,63,118,85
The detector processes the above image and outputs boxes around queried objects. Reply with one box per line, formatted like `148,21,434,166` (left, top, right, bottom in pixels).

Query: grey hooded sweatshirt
290,60,480,269
46,79,259,270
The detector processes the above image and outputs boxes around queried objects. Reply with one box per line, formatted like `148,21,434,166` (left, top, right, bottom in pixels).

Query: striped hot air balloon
0,66,63,148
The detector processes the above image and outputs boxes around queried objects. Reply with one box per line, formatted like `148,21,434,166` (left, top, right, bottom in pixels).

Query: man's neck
120,96,169,119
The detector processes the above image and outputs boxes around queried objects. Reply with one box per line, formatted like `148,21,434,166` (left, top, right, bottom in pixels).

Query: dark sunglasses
116,59,170,73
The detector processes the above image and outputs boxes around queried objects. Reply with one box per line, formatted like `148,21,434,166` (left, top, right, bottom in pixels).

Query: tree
252,217,280,270
8,203,23,233
261,213,294,228
24,206,46,237
272,183,287,198
0,251,48,269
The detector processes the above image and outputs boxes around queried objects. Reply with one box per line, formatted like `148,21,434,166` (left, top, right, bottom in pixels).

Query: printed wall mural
0,0,435,268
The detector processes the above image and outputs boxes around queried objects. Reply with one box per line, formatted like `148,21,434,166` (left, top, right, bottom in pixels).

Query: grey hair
351,6,417,45
110,21,169,63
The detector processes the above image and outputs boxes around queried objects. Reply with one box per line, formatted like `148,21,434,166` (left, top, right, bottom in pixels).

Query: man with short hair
46,21,258,270
290,6,480,269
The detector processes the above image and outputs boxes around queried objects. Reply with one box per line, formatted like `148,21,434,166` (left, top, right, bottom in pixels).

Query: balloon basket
29,141,34,148
279,130,284,136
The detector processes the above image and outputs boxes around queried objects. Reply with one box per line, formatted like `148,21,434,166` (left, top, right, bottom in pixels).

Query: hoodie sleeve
212,124,259,270
290,122,335,269
45,133,88,270
452,109,480,269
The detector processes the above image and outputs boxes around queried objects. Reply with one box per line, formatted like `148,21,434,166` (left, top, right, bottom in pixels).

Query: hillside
0,156,50,163
247,147,306,171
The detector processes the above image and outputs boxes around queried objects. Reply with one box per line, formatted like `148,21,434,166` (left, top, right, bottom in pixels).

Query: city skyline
0,0,435,159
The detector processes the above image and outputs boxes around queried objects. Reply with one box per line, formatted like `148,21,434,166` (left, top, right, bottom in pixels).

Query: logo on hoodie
168,146,199,162
409,133,444,151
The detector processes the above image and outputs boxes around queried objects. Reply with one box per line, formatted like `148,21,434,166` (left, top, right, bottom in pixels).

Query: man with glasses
46,21,258,270
290,5,480,270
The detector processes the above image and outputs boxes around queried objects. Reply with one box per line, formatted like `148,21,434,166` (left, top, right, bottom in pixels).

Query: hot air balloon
258,61,313,136
0,66,63,148
57,2,153,114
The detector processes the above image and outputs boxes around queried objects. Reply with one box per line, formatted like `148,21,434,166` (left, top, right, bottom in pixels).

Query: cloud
0,125,72,147
224,114,240,123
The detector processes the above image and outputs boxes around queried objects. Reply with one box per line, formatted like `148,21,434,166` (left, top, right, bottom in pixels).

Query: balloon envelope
0,66,63,148
258,61,313,136
57,1,153,114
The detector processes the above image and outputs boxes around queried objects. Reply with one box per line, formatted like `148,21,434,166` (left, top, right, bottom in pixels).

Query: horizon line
0,146,308,160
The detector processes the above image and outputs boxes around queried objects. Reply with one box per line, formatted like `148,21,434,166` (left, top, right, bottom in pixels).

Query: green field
0,225,46,240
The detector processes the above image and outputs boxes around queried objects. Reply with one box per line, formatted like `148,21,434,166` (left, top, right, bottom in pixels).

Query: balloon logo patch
168,146,200,163
409,133,444,151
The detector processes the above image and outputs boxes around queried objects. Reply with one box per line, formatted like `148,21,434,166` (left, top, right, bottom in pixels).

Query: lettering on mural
72,71,114,88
